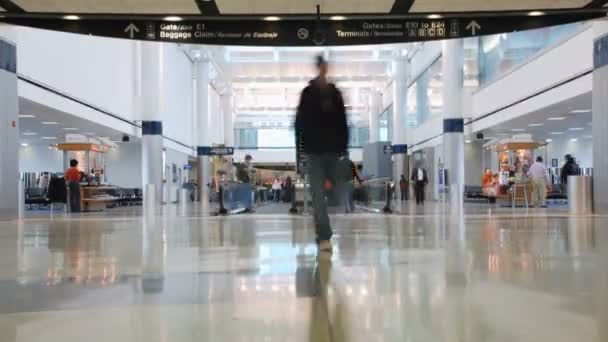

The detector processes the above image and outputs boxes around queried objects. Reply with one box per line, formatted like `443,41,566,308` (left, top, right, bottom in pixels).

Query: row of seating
464,184,568,202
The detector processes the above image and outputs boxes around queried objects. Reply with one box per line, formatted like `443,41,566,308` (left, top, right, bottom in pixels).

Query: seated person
482,169,498,202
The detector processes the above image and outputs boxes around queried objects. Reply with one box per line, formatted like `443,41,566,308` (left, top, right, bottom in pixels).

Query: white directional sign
466,20,481,35
124,23,140,39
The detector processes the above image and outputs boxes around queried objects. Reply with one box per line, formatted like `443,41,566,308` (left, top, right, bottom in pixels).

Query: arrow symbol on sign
124,23,140,39
466,20,481,35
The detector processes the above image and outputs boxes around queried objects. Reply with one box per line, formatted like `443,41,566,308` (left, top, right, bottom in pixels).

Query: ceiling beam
0,0,25,12
194,0,219,15
390,0,415,14
585,0,608,8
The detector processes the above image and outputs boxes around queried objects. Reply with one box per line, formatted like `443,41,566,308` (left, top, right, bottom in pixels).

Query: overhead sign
197,146,234,156
392,144,408,154
0,12,603,46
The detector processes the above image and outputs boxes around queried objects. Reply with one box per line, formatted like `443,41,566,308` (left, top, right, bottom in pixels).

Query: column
442,39,465,211
195,59,211,206
593,23,608,213
0,33,19,220
222,88,234,147
140,42,164,207
368,90,381,143
392,58,408,195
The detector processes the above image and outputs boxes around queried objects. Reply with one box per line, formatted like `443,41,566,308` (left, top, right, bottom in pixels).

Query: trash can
178,189,189,205
568,176,593,214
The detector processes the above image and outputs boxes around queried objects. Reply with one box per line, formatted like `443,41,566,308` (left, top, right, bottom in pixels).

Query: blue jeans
343,181,354,213
308,154,340,241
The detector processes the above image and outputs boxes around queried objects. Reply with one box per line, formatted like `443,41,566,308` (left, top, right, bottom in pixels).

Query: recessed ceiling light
528,11,545,16
570,109,591,114
511,128,526,132
63,127,79,131
263,16,281,21
427,14,443,19
545,139,553,142
465,140,472,143
570,138,578,142
550,132,564,135
330,16,347,21
569,127,584,131
62,15,80,20
18,114,36,118
547,117,566,121
20,143,28,147
41,121,59,125
22,132,37,136
528,123,543,127
41,137,57,140
163,16,183,22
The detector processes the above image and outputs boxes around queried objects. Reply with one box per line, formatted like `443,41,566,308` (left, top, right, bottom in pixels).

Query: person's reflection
141,213,166,294
308,253,351,342
595,219,608,340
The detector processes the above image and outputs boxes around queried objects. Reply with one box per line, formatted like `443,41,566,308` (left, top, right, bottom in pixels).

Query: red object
324,180,332,190
11,120,16,128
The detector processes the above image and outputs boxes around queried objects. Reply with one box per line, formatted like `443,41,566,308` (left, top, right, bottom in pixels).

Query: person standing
411,164,428,205
272,177,282,202
528,156,548,208
399,174,408,201
38,172,50,197
295,55,348,252
64,159,82,213
560,154,580,191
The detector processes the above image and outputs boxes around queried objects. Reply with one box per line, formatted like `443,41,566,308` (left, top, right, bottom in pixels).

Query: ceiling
18,98,134,145
479,92,593,143
0,0,604,15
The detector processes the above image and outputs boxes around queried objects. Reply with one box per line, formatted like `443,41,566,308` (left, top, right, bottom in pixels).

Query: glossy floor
1,205,607,342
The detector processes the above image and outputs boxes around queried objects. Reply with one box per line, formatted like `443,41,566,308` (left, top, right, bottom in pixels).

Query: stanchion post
218,184,227,215
383,182,393,214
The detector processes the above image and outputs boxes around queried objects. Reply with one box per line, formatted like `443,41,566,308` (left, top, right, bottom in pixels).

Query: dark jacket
561,161,580,184
295,78,348,155
411,168,429,185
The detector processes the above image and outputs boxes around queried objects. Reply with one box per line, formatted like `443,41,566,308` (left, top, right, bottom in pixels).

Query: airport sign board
0,11,603,46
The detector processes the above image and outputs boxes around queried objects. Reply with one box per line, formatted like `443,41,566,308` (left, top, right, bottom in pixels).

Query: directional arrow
466,20,481,35
124,23,140,39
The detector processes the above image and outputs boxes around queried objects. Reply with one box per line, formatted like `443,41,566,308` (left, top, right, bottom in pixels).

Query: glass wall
378,105,392,141
478,23,583,86
235,126,369,149
407,56,443,128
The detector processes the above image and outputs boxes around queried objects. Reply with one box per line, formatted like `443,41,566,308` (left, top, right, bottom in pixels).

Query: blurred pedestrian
295,54,348,252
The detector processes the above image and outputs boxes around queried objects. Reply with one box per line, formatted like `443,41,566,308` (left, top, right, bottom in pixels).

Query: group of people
482,154,581,207
271,176,294,203
398,164,430,206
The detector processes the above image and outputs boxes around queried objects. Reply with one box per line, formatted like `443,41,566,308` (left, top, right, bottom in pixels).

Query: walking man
411,163,429,205
295,55,348,252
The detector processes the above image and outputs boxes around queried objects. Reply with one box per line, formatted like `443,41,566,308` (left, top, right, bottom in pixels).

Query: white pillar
140,42,164,207
195,59,211,206
593,22,608,213
369,91,381,143
222,89,234,147
392,58,408,194
442,39,465,212
0,34,19,220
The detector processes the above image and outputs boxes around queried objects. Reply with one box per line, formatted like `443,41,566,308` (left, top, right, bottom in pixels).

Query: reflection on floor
1,203,607,342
